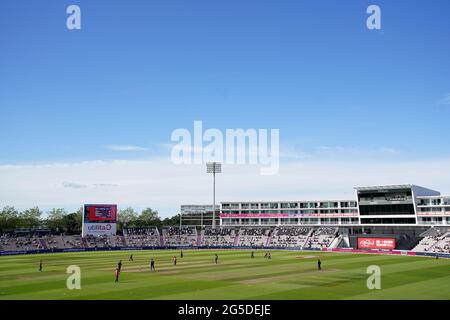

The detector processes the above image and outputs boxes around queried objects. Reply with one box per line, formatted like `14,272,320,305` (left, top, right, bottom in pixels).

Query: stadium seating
304,227,338,249
431,234,450,253
413,227,450,253
1,225,449,254
236,228,272,247
123,227,161,247
201,227,235,246
0,234,45,251
419,227,450,238
269,227,312,248
162,226,198,247
43,235,84,250
84,235,125,249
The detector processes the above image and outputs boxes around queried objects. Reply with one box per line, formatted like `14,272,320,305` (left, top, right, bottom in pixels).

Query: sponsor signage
417,211,450,216
82,223,117,236
221,214,289,218
220,213,358,218
82,204,117,237
357,237,396,249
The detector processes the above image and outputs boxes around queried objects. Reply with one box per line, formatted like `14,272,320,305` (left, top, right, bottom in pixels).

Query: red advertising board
357,237,396,249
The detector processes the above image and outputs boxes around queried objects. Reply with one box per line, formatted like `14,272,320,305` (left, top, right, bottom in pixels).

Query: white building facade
219,185,450,227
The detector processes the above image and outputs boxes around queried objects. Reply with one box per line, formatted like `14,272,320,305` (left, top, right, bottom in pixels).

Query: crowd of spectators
124,227,160,247
202,227,235,246
0,234,44,251
44,235,84,250
2,226,449,253
413,231,450,254
123,227,158,236
84,235,124,249
270,227,311,247
304,227,338,249
162,226,198,246
237,228,272,247
432,235,450,253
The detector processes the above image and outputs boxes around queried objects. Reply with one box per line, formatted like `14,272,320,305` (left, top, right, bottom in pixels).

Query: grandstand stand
84,235,124,249
413,227,450,253
202,227,235,246
237,228,272,247
44,235,84,250
162,226,197,247
0,234,45,251
304,227,338,249
269,227,312,248
1,225,449,255
432,234,450,253
123,227,161,247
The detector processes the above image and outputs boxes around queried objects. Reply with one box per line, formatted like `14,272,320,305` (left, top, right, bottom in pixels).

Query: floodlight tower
206,162,222,228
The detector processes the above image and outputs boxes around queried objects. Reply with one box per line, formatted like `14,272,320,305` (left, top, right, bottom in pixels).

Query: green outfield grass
0,250,449,300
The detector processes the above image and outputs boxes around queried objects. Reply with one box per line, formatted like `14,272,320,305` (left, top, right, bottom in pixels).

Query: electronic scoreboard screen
84,204,117,222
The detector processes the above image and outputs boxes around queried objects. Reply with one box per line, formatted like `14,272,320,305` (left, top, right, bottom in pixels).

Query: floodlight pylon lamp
206,162,222,227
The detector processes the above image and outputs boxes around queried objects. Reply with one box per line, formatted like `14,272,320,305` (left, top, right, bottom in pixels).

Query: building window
359,204,415,215
360,218,416,224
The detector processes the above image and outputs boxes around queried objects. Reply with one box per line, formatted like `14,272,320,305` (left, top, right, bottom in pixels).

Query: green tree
63,207,83,234
139,208,159,222
0,206,20,233
20,207,42,229
117,207,138,231
135,208,161,228
46,208,68,233
161,214,181,227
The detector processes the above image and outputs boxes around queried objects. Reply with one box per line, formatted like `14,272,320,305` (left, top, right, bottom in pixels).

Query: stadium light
206,162,221,228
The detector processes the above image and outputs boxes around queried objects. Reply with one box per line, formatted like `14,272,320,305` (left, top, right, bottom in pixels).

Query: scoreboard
82,204,117,237
86,205,117,222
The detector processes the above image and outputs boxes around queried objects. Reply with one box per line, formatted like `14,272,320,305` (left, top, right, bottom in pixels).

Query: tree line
0,206,181,234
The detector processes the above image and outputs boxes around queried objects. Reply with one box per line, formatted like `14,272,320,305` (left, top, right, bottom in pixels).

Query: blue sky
1,1,450,215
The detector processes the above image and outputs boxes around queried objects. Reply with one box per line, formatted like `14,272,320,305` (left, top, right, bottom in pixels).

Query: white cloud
379,147,400,155
105,145,148,151
315,146,400,158
63,181,119,189
438,93,450,106
93,183,120,187
1,157,450,217
62,181,87,189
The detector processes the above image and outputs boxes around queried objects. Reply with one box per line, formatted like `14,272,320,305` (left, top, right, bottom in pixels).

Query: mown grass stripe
0,250,448,300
